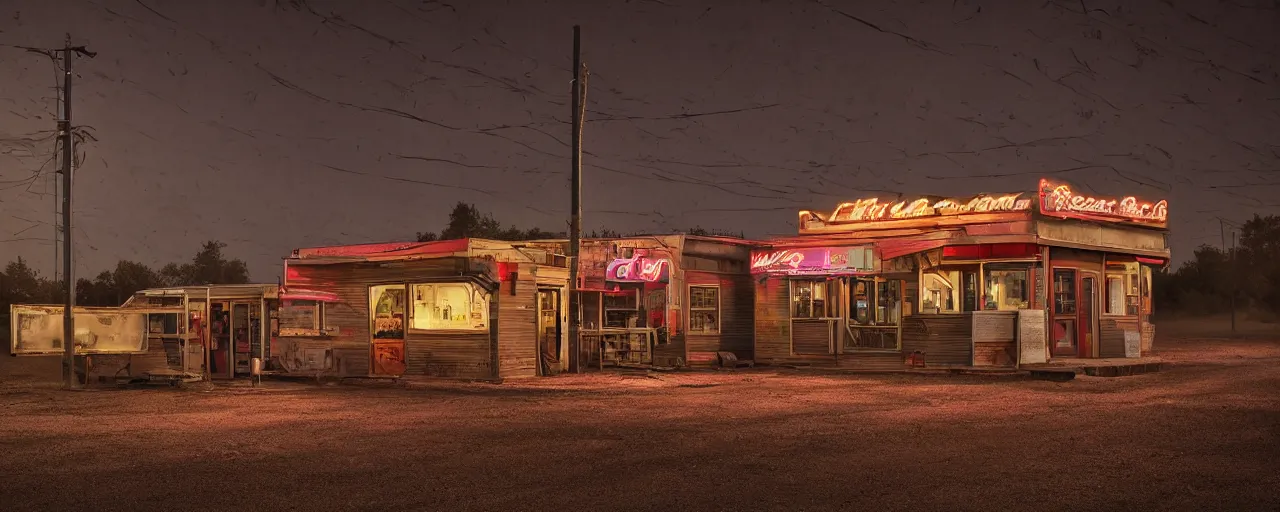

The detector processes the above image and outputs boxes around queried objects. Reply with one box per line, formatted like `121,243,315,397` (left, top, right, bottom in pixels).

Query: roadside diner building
751,179,1169,369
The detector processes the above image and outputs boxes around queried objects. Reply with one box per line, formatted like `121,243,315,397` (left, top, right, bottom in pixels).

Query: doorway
1079,273,1099,358
370,285,407,376
537,288,563,376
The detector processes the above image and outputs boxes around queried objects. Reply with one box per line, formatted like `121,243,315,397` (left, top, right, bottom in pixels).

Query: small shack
752,178,1169,369
278,238,570,379
556,234,756,368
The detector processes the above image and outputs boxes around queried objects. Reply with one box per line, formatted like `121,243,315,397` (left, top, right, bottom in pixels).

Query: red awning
280,289,340,302
1135,256,1166,265
876,238,951,261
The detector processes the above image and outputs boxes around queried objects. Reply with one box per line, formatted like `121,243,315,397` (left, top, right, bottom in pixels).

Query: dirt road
2,337,1277,511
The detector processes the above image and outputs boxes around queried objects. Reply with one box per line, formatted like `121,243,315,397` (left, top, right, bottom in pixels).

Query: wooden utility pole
59,38,76,389
56,37,95,388
567,26,588,372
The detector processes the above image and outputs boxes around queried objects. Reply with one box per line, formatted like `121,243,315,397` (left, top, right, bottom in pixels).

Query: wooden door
1079,275,1097,358
537,288,561,375
370,285,407,376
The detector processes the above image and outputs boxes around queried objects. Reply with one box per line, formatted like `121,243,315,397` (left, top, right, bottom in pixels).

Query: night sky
2,0,1277,282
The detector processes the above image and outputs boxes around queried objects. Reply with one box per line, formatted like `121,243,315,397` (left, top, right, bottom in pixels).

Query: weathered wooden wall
753,277,795,363
496,264,539,378
901,314,971,366
684,270,753,366
1140,320,1155,356
283,258,475,378
1099,316,1140,358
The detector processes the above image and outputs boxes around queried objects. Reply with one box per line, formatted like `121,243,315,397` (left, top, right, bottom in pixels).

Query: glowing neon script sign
1039,179,1168,225
606,257,671,283
805,193,1032,226
750,247,873,274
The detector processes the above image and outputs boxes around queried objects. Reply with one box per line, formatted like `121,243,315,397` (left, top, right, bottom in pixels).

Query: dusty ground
1,336,1278,512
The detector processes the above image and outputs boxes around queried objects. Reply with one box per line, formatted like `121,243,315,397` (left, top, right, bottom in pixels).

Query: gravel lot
1,336,1277,512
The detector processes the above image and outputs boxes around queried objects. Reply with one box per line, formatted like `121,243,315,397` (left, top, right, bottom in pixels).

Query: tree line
1154,214,1280,318
415,202,744,242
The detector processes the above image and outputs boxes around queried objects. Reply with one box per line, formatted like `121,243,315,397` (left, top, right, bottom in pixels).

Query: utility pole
56,37,95,389
567,26,587,373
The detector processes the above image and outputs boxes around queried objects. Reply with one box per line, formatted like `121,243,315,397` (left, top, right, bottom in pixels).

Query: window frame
687,284,721,334
277,299,327,336
789,279,839,320
982,265,1032,312
408,281,492,332
1103,262,1140,316
1052,268,1078,315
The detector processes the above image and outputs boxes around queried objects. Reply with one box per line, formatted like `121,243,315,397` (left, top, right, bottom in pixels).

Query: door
1079,275,1098,358
230,302,254,378
370,285,407,376
537,288,562,376
1051,269,1078,357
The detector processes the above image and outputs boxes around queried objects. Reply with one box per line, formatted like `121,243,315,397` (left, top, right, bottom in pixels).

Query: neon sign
750,246,874,275
1038,179,1168,226
800,193,1032,228
606,256,671,283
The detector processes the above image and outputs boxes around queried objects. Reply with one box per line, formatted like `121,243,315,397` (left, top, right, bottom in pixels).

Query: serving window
1104,262,1140,315
278,299,328,335
791,280,839,319
410,282,490,331
921,269,961,313
983,265,1031,311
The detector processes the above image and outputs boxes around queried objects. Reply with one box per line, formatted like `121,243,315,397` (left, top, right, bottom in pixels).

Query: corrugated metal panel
836,351,903,370
404,332,490,378
901,315,971,366
685,270,754,365
497,265,538,378
791,320,832,355
1100,316,1140,358
753,277,792,363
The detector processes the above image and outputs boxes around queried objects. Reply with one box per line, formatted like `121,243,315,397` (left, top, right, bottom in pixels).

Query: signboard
1038,179,1168,227
750,246,875,275
10,305,150,356
799,192,1032,232
606,255,671,283
1123,330,1141,359
1017,309,1048,365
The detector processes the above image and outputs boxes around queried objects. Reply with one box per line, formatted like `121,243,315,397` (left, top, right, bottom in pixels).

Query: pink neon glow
750,246,872,275
606,256,671,282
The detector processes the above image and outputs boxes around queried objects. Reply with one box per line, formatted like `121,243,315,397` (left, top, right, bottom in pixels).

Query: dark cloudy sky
2,0,1277,281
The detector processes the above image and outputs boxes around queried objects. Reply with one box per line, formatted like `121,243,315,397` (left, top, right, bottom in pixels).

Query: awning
876,238,951,261
280,288,340,302
1135,256,1166,265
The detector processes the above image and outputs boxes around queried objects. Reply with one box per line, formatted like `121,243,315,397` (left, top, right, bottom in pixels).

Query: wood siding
496,264,539,378
1141,321,1155,356
753,277,799,363
792,320,832,355
1100,316,1140,358
901,314,972,366
283,258,479,378
685,271,753,366
972,311,1017,367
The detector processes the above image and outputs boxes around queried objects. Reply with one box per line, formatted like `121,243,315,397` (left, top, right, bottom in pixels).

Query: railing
580,327,657,368
844,325,900,350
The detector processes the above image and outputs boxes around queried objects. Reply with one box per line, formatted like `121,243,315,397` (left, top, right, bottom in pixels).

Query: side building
276,238,570,380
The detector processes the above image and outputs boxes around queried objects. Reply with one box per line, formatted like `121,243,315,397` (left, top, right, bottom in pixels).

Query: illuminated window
278,299,326,333
371,285,406,339
1141,265,1153,315
983,266,1030,311
791,280,838,319
410,283,490,331
921,270,961,313
688,286,720,334
1105,262,1140,315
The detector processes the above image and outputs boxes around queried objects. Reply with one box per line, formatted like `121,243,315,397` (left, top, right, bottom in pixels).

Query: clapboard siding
685,271,754,365
901,314,972,366
791,320,832,355
497,266,538,378
404,332,490,378
754,277,796,363
836,351,904,370
1099,316,1140,358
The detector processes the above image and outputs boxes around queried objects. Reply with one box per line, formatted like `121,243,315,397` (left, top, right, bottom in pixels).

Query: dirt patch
1,337,1278,511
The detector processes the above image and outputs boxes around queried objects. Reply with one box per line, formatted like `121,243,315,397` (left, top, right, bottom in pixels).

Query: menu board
1017,309,1048,365
1123,330,1141,358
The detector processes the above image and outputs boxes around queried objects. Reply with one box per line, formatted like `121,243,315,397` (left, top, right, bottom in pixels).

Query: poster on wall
1017,309,1048,365
1123,330,1141,358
